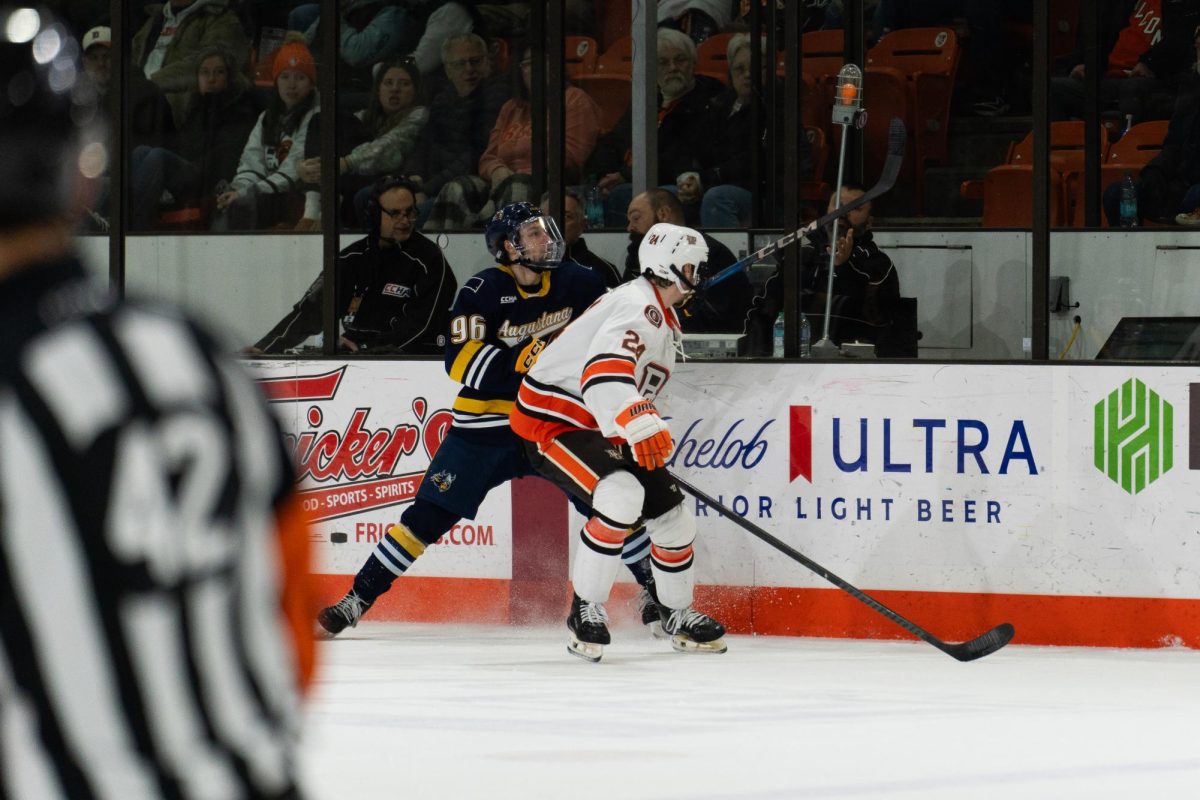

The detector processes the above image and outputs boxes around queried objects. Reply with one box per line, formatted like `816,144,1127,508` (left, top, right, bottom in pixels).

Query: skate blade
669,634,728,654
567,636,604,663
314,621,340,641
647,620,668,640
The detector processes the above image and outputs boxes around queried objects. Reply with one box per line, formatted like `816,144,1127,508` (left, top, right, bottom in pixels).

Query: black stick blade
941,623,1015,662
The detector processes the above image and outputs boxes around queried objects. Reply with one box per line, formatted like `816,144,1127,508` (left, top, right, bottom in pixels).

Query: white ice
300,622,1200,799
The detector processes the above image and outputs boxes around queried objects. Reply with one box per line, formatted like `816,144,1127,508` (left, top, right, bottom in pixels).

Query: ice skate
567,593,611,663
660,606,728,654
316,590,370,639
635,581,667,640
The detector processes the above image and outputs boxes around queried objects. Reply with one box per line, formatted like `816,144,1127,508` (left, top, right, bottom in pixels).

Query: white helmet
638,222,708,295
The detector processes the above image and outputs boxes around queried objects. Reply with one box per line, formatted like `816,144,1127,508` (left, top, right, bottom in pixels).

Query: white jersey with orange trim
511,276,681,445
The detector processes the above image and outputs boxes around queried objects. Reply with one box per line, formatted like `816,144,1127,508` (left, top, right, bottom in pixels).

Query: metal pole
815,123,850,351
320,0,339,355
531,2,546,202
108,0,125,296
1032,1,1050,359
631,0,657,195
546,0,565,224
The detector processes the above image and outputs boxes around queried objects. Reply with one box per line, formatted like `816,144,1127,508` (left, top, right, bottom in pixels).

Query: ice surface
301,622,1199,799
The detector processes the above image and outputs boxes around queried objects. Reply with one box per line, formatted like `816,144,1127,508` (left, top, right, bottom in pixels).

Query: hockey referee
0,8,315,799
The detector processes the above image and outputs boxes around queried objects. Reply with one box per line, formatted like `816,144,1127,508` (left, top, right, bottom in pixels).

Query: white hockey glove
615,399,673,470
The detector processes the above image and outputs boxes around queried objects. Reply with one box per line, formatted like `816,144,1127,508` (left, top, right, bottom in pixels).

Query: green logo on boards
1094,379,1173,494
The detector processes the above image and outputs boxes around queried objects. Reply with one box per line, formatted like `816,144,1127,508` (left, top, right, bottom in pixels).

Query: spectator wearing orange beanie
216,34,321,230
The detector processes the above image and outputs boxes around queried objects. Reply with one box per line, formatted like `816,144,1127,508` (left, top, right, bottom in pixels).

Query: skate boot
660,606,728,654
567,593,611,663
635,579,668,640
316,590,371,639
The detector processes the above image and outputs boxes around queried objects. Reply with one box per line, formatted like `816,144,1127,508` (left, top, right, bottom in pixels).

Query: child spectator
129,45,259,230
215,36,319,231
425,44,601,230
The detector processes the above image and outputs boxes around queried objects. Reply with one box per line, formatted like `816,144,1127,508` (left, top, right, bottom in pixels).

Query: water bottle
1119,170,1138,228
800,313,812,358
1119,112,1134,140
585,179,604,228
772,313,785,358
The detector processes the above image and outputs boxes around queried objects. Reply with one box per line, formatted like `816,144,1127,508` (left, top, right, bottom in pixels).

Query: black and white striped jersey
0,257,307,800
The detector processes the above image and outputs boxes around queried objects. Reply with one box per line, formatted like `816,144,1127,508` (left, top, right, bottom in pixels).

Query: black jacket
565,237,621,288
410,75,511,198
173,79,260,198
694,85,814,192
588,74,725,184
255,231,457,354
800,226,900,345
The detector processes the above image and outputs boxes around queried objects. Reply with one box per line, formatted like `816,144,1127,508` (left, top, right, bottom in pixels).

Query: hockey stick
700,117,907,291
672,473,1015,662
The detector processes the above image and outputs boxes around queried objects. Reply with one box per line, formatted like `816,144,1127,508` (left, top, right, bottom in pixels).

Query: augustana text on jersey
496,308,574,343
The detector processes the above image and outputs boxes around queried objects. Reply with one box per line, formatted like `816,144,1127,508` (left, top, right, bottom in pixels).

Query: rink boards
245,359,1200,649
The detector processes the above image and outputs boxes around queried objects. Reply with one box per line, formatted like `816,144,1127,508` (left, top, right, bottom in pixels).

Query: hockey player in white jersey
510,222,727,661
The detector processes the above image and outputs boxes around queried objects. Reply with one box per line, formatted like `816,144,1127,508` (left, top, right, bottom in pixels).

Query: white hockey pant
572,470,642,603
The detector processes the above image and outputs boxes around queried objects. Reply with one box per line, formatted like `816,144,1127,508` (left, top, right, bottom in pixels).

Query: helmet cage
509,215,566,270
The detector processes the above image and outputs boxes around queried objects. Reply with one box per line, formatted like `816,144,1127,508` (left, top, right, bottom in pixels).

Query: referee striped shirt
0,257,307,800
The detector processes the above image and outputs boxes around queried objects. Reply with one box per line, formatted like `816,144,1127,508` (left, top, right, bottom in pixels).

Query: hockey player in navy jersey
318,202,664,637
511,222,728,662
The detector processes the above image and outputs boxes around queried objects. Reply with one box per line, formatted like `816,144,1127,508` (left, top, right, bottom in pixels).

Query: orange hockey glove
615,399,673,470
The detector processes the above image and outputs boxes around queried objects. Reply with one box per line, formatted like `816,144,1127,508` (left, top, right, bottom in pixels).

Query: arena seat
800,29,844,85
867,27,960,213
565,36,599,78
979,165,1066,228
595,0,630,52
962,121,1106,224
573,73,630,133
1070,120,1169,227
595,35,632,76
696,32,736,83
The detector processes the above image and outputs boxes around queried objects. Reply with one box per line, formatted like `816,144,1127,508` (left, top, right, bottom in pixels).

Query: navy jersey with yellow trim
444,260,606,440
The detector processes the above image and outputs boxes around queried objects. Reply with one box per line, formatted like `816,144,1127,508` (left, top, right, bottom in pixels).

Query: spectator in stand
590,27,724,226
1050,1,1168,123
1105,25,1200,225
624,189,752,333
408,33,511,226
298,57,428,227
690,33,813,228
130,0,250,126
129,45,259,230
543,189,622,287
78,25,176,231
290,1,481,81
1135,0,1200,105
743,183,900,354
215,36,320,231
658,0,734,44
425,44,601,230
252,177,457,354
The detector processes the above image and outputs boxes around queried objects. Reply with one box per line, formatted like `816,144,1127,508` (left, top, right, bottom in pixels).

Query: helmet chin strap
670,264,699,295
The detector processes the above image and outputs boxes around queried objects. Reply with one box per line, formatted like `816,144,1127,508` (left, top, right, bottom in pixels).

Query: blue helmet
484,202,566,270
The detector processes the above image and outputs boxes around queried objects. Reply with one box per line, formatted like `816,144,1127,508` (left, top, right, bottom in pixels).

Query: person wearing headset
251,175,457,354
